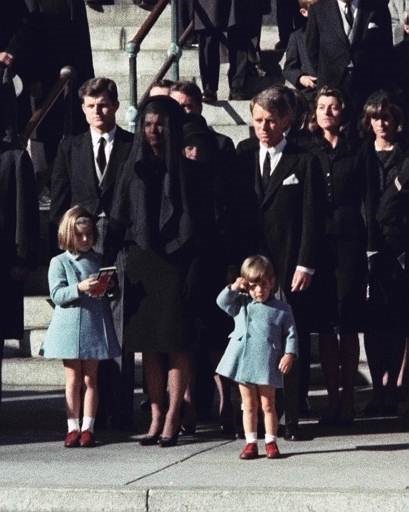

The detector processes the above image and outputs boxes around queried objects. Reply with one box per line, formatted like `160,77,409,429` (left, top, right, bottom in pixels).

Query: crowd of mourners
0,0,408,457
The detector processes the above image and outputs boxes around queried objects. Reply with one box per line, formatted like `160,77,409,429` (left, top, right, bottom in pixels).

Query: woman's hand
278,353,295,374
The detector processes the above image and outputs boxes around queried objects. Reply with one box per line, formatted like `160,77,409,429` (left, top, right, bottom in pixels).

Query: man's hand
291,269,312,292
299,75,317,89
278,353,295,374
0,52,14,67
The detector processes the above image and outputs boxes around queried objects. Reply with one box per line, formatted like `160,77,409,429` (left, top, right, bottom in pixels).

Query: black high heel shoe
139,433,160,446
158,432,179,447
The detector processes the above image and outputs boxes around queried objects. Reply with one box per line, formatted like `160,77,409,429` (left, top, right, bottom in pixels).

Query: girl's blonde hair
58,205,98,252
240,255,276,285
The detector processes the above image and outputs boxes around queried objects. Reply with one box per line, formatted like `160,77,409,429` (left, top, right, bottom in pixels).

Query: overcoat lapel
329,0,350,46
101,130,127,194
76,132,99,191
351,2,370,44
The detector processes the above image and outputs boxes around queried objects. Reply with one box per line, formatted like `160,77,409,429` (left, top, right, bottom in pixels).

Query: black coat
34,0,95,145
0,1,40,82
0,143,39,339
362,140,408,328
305,0,393,98
233,137,322,296
50,126,134,225
308,136,368,330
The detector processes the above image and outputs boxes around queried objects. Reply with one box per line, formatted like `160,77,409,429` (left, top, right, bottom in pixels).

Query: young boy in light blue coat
216,255,298,460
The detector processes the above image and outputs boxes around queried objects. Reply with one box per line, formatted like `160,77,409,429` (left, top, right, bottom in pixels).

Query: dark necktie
96,137,107,175
262,152,271,190
344,1,354,31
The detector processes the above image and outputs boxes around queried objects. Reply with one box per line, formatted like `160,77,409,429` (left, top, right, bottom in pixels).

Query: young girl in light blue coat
216,255,298,460
43,206,120,448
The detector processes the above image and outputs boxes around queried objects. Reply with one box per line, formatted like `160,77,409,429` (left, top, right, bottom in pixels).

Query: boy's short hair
404,10,409,26
240,255,276,284
250,86,292,119
58,205,98,253
170,81,203,105
78,77,119,104
298,0,318,10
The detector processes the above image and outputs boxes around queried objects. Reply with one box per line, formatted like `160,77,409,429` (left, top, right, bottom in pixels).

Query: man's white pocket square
282,174,299,185
368,22,378,29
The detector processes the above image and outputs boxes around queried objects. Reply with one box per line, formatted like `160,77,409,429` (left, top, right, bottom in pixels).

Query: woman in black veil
105,96,195,446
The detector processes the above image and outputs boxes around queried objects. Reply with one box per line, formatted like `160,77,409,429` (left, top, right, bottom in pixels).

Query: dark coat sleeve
14,149,39,268
50,138,72,226
283,31,304,87
304,5,320,75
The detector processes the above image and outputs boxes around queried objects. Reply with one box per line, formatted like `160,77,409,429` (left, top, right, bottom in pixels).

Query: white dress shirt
90,126,117,184
258,137,287,176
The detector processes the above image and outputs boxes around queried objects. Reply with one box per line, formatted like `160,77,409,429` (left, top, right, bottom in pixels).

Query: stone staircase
87,0,281,145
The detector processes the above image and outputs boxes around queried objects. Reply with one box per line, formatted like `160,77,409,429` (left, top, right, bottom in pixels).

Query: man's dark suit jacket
234,137,322,296
283,28,316,100
50,126,134,224
305,0,393,98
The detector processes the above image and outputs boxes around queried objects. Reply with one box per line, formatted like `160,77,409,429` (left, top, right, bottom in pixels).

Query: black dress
311,136,367,333
364,143,409,331
105,96,195,353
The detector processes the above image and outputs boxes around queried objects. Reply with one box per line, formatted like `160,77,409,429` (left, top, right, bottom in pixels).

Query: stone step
86,4,168,28
2,354,143,388
24,296,53,329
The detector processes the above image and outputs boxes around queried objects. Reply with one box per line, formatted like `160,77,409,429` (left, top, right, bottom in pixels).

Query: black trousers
276,0,303,48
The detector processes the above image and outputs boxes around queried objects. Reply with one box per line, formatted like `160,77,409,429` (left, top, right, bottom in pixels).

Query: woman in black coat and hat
105,96,202,446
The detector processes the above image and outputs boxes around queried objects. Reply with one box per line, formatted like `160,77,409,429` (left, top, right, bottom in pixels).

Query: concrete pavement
0,384,408,512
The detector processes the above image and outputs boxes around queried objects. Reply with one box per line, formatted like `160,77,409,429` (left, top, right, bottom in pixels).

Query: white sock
265,434,277,444
81,416,95,432
245,432,257,444
67,418,80,433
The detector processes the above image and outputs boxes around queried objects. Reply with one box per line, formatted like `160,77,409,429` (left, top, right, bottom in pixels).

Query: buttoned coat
216,287,298,386
43,250,120,359
50,126,134,225
305,0,393,98
0,143,39,339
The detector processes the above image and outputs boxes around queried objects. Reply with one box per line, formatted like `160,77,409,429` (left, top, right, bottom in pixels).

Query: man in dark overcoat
50,77,134,430
0,85,39,406
305,0,393,118
0,0,40,139
233,86,322,440
32,0,95,162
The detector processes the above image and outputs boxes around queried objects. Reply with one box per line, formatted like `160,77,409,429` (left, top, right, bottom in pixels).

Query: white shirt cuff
296,265,315,275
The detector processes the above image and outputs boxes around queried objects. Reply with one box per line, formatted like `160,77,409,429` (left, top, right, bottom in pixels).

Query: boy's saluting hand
230,277,249,292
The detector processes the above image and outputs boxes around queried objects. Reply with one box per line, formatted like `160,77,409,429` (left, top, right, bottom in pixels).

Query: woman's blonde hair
58,205,98,252
240,255,276,287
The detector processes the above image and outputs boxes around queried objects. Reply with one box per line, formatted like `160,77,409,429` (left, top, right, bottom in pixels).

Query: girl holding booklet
43,206,120,447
